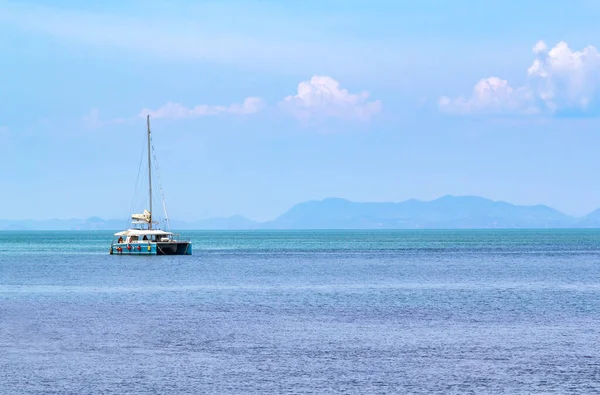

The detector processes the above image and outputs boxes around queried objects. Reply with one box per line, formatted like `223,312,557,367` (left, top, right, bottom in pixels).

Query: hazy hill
0,195,593,230
260,195,575,229
0,217,125,231
575,208,600,228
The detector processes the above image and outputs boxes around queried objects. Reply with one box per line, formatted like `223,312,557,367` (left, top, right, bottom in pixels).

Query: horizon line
3,227,600,232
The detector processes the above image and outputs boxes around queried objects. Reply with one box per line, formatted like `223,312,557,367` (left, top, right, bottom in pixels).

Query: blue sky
2,0,600,221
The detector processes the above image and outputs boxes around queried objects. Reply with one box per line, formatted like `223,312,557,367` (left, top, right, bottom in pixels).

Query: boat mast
147,115,153,230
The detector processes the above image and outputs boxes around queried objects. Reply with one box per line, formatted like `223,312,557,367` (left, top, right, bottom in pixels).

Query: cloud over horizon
137,76,382,122
139,97,265,119
440,41,600,116
279,76,382,121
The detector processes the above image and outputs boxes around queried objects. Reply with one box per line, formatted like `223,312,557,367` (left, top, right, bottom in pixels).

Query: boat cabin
114,229,175,244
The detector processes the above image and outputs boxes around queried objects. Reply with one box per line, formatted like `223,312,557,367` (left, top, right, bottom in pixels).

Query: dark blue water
1,230,599,393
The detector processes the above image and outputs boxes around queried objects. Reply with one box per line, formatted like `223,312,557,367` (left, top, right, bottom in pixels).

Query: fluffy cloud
439,77,536,115
139,97,265,119
279,75,382,121
136,76,381,122
528,41,600,113
440,41,600,116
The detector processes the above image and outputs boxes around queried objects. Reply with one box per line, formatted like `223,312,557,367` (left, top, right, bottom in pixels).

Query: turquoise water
1,230,600,393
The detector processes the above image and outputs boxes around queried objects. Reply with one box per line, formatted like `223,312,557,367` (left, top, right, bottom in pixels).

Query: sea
0,229,599,394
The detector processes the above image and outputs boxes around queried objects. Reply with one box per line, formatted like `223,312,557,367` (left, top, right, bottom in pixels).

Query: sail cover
131,209,151,223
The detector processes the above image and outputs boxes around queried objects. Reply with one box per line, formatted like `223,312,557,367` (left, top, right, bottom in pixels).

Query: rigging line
128,125,147,229
150,141,169,230
150,140,171,232
147,131,163,228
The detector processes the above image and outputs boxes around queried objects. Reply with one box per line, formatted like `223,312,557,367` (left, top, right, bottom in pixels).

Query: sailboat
110,115,192,255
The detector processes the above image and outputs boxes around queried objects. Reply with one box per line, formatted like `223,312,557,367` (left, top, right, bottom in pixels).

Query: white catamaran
110,115,192,255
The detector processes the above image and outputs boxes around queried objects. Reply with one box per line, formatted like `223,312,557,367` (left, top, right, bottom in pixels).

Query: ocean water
1,229,599,394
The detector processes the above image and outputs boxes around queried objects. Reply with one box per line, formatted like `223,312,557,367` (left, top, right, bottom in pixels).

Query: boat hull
109,242,192,255
157,242,192,255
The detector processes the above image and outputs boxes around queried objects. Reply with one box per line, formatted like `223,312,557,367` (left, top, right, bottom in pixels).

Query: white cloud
439,77,537,115
528,41,600,113
139,97,265,119
440,41,600,116
279,75,382,120
138,77,380,122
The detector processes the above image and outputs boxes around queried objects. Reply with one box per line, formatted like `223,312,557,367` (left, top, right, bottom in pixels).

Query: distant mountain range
2,195,600,230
